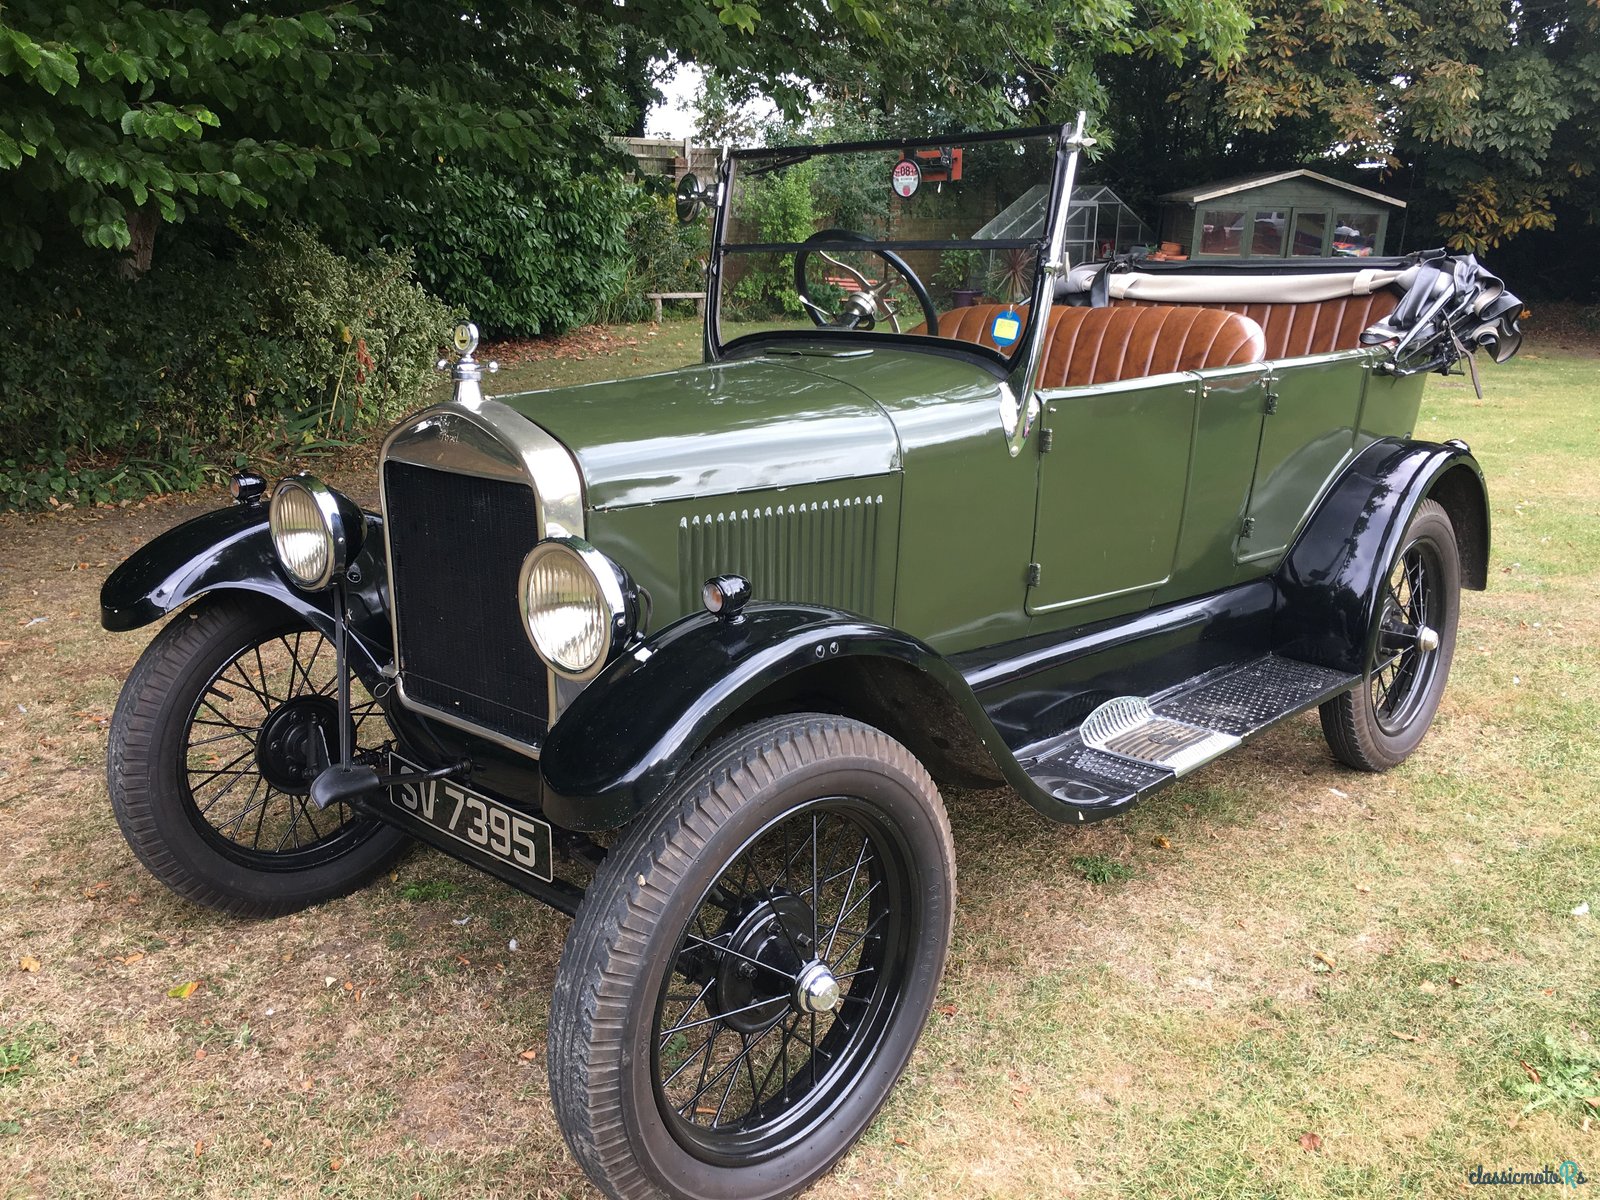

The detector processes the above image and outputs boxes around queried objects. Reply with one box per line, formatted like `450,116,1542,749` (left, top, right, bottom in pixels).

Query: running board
1015,655,1357,822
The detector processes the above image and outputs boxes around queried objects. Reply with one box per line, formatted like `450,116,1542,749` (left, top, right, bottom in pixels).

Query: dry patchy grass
1,346,1596,1198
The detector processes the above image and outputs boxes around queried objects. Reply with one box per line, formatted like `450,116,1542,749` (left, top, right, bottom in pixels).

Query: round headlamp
519,538,637,680
269,475,352,591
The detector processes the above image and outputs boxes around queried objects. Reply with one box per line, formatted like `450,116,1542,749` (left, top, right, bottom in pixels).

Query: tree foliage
1203,0,1600,251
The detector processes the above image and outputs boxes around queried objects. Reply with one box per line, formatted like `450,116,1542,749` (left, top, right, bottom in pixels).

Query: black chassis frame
100,438,1489,913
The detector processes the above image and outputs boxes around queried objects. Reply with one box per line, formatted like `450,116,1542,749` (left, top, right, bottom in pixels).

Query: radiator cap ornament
452,322,480,356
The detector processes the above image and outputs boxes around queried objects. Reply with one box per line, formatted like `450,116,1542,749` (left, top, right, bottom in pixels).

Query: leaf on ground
18,956,40,973
167,980,201,999
1313,951,1336,970
114,952,144,966
518,1048,538,1062
1520,1059,1541,1084
1153,836,1172,849
1298,1131,1323,1152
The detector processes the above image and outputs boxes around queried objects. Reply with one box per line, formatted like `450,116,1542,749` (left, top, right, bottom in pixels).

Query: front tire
549,714,955,1200
1320,499,1461,771
107,594,409,917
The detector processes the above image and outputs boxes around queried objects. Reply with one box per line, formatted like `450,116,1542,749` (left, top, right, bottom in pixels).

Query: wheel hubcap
794,960,841,1014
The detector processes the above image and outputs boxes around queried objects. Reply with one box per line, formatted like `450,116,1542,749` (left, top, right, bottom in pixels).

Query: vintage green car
101,122,1521,1199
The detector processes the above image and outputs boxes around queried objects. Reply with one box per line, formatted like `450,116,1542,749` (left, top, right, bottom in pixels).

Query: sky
644,63,702,140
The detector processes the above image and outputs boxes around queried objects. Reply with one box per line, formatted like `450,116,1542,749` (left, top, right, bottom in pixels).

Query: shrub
387,163,634,338
725,162,821,320
0,225,456,511
601,190,711,325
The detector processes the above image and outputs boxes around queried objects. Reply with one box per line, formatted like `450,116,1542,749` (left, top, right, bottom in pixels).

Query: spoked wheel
550,714,954,1200
108,594,409,915
1321,499,1461,771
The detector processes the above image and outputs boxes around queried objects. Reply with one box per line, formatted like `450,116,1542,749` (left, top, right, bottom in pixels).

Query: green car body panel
496,341,1424,657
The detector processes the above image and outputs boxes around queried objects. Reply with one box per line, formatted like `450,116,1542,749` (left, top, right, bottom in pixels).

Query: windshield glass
715,130,1061,362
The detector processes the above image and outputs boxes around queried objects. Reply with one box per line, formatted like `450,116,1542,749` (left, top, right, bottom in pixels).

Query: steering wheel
793,229,940,337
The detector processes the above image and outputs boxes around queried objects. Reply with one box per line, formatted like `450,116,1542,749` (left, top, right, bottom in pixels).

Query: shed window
1198,209,1245,255
1250,210,1287,256
1291,211,1328,256
1333,211,1381,256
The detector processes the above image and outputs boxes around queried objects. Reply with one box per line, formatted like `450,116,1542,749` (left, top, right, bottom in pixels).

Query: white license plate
388,755,553,881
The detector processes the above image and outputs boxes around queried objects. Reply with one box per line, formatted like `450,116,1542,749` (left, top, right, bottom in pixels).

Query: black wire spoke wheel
1369,542,1443,736
549,714,955,1200
1321,499,1461,772
651,798,910,1160
107,595,410,916
184,626,388,869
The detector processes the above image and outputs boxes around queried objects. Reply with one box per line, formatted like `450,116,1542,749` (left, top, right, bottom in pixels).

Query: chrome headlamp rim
268,474,349,592
518,537,637,682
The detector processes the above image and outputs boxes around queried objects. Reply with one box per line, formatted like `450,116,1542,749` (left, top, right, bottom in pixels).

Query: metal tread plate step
1015,654,1356,819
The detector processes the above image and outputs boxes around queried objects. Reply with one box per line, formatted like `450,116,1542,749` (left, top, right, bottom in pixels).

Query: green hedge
600,191,711,325
0,226,455,511
384,163,634,338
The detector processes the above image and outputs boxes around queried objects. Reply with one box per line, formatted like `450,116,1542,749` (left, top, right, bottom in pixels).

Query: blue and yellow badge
990,308,1023,347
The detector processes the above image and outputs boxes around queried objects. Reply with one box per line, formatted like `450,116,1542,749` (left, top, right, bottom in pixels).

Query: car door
1235,353,1365,572
1027,373,1196,619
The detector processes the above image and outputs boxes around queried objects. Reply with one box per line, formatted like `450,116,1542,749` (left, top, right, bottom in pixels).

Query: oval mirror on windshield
675,174,708,224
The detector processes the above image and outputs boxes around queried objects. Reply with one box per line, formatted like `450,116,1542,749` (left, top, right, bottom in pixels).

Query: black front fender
100,502,393,679
1275,438,1489,672
539,604,1017,831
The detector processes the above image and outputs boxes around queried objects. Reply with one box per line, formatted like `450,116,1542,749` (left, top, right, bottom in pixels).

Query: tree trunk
121,206,158,278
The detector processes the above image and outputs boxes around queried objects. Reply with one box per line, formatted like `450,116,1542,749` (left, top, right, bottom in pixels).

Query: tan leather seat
1116,292,1399,359
1036,304,1266,387
917,303,1266,384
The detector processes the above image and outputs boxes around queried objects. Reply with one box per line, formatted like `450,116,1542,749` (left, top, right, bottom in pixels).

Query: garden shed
1155,170,1405,260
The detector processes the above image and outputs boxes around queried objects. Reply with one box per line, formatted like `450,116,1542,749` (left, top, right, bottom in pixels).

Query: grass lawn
1,329,1596,1197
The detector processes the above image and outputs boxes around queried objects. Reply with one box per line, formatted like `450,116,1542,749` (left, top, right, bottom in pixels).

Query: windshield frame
704,124,1076,374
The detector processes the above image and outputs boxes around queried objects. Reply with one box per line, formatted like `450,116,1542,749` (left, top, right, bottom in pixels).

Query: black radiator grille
384,460,548,744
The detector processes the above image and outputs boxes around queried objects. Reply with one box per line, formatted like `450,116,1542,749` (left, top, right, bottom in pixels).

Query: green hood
494,352,900,510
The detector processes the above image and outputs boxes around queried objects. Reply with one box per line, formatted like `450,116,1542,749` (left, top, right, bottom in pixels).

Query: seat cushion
915,303,1266,384
1036,305,1266,387
1116,291,1400,359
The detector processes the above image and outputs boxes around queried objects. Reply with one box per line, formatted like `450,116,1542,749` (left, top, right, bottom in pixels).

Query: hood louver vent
677,495,885,617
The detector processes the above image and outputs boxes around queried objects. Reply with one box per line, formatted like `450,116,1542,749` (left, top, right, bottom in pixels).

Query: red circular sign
891,159,920,198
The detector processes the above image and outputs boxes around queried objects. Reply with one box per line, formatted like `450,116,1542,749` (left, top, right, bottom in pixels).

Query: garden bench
647,291,707,322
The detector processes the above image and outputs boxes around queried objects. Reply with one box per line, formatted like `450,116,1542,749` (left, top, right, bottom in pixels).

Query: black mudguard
1275,438,1489,672
99,502,393,680
539,604,1027,831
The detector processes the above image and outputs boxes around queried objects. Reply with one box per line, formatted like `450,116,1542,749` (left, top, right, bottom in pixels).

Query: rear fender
1275,439,1489,672
539,604,1014,831
99,502,392,680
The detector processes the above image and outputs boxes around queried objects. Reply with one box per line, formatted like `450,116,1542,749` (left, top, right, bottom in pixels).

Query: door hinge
1240,516,1257,538
1039,427,1054,453
1263,390,1279,415
1026,562,1042,587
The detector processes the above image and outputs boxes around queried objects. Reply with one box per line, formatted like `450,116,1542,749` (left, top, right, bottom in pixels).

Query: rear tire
107,594,409,917
548,713,955,1200
1320,499,1461,771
